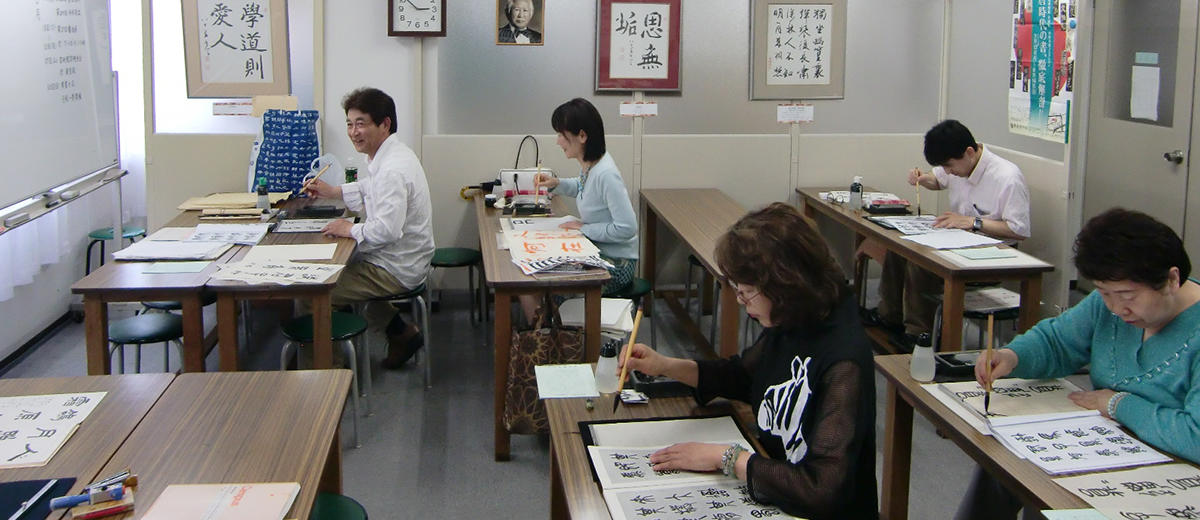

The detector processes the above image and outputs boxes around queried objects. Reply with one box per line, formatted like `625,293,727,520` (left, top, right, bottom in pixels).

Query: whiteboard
0,0,118,210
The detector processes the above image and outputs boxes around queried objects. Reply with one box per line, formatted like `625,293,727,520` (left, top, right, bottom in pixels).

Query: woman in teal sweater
959,207,1200,519
535,98,638,295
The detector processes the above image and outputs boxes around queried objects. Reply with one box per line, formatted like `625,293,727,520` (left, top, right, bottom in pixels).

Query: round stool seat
609,277,652,300
142,292,218,311
88,226,147,241
282,312,368,343
108,313,183,344
310,492,368,520
431,247,481,268
372,283,428,302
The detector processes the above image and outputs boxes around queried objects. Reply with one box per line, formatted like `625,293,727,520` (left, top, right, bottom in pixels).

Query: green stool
310,492,368,520
431,247,484,324
86,226,147,274
108,313,183,374
608,277,655,348
280,312,368,448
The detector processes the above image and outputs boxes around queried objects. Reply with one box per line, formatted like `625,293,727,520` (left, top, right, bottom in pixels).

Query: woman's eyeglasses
733,285,761,304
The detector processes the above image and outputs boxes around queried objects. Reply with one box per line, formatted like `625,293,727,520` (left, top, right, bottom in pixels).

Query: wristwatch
972,217,983,231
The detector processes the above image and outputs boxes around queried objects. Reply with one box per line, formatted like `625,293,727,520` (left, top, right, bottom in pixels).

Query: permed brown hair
715,202,845,329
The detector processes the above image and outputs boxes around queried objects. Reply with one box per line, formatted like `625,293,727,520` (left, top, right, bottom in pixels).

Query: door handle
1164,150,1185,164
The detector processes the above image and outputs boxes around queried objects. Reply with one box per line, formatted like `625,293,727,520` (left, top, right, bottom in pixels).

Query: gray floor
1,289,983,519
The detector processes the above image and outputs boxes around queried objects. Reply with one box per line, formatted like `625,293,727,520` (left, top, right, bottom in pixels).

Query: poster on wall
182,0,291,98
595,0,682,92
1008,0,1076,143
749,0,847,100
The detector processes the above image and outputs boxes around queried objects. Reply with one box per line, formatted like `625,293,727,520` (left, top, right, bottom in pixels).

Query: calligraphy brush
302,163,332,192
613,308,645,413
913,167,922,216
984,314,995,414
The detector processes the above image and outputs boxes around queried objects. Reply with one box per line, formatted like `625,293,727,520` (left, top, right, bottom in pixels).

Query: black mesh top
694,293,878,520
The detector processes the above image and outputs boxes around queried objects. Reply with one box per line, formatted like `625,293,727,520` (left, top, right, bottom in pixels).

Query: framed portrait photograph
749,0,846,100
595,0,682,92
182,0,291,98
496,0,544,46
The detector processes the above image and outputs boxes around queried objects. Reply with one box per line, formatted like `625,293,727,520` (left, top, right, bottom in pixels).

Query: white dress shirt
340,134,435,289
932,145,1032,239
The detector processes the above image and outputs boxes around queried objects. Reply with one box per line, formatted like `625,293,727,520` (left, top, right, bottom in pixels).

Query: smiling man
863,120,1031,348
498,0,541,44
304,87,434,369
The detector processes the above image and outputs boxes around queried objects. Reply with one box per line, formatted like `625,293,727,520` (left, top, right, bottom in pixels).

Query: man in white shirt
305,87,435,369
864,120,1031,346
497,0,541,44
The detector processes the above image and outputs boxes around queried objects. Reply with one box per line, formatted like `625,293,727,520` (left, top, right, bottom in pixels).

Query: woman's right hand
534,172,559,190
618,343,671,378
975,348,1018,388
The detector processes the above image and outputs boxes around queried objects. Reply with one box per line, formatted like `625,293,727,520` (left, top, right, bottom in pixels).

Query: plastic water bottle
849,176,864,209
910,333,935,382
595,342,619,394
256,177,269,210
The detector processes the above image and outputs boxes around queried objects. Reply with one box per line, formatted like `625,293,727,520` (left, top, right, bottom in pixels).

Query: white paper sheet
275,218,351,233
1054,463,1200,519
558,298,634,330
1131,65,1160,121
188,223,270,245
241,244,338,263
211,261,343,285
899,229,1002,249
144,227,196,241
506,216,583,232
0,392,106,468
588,416,750,449
992,415,1170,474
952,246,1019,260
534,364,600,399
112,241,232,261
935,247,1051,269
143,261,212,274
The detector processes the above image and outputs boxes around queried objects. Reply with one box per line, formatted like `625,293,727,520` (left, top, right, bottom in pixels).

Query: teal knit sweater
1008,286,1200,463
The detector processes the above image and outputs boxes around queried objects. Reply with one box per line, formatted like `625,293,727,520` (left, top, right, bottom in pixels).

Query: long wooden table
72,206,355,374
640,189,746,358
0,370,348,520
877,354,1103,520
475,195,610,461
797,187,1053,351
0,374,174,519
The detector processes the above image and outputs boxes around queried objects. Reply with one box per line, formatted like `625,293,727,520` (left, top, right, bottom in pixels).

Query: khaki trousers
876,251,941,336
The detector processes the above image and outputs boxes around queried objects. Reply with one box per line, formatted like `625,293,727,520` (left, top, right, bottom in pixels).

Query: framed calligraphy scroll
595,0,682,92
182,0,291,98
749,0,846,100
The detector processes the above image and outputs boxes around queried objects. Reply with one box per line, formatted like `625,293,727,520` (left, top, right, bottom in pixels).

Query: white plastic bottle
595,342,619,394
910,333,935,383
849,176,864,209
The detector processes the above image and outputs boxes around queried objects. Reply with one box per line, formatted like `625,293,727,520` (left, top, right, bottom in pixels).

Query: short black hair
923,119,978,166
551,98,606,163
1074,208,1191,289
341,87,397,134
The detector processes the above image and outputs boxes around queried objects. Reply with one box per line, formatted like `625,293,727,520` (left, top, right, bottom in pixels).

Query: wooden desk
876,354,1093,520
72,211,228,374
95,370,350,520
546,397,700,520
207,221,355,371
0,374,175,520
797,187,1053,351
640,189,746,357
475,195,610,461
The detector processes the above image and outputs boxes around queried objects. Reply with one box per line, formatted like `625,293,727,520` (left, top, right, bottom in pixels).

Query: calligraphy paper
0,392,106,469
188,223,270,245
767,3,834,86
241,244,338,262
211,260,343,285
609,3,672,80
275,218,352,233
1055,463,1200,519
603,480,803,520
992,415,1170,474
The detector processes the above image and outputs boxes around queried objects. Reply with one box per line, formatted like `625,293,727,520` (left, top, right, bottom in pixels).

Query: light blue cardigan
1007,285,1200,463
551,152,639,260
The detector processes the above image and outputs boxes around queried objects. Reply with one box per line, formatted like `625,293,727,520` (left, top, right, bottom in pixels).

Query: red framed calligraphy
595,0,682,92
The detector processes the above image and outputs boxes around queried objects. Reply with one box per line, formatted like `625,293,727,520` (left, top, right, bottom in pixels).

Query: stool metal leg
354,303,373,404
134,344,142,374
709,283,720,346
341,339,361,448
468,265,478,324
932,302,944,352
417,289,433,388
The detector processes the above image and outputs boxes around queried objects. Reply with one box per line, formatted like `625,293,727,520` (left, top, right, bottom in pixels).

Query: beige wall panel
145,133,256,229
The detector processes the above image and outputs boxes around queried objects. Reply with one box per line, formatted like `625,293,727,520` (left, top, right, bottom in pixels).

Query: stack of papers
1054,463,1200,519
899,229,1002,249
210,260,343,285
177,192,290,210
113,241,232,261
275,218,352,233
506,228,613,275
868,215,947,235
143,227,196,241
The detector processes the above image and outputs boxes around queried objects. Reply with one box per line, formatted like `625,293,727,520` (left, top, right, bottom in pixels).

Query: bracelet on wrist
1106,391,1129,419
721,444,747,478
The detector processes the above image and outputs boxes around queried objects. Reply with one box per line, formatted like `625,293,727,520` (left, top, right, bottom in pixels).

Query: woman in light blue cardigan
535,98,639,295
957,208,1200,520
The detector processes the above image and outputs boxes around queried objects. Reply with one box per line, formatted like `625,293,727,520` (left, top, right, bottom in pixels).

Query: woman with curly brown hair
618,202,878,520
